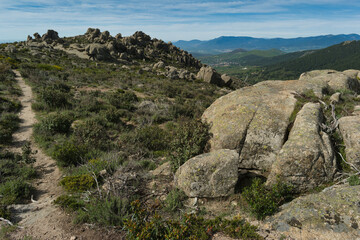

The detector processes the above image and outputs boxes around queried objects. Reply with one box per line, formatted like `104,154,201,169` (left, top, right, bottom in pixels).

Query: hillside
174,34,360,55
198,48,284,66
2,29,360,240
261,40,360,80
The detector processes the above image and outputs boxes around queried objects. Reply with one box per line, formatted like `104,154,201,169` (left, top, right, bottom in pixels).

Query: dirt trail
9,70,72,240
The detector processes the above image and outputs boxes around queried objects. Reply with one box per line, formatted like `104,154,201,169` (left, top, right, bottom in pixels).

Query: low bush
0,112,20,144
349,175,360,186
107,89,138,110
134,125,169,152
37,86,72,109
169,119,210,172
53,194,85,212
72,118,109,150
60,174,96,192
163,189,186,213
242,178,293,220
52,141,88,167
124,200,262,240
0,179,34,205
36,112,73,134
75,197,131,226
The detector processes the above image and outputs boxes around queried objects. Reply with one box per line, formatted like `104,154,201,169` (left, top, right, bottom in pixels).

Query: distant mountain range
198,48,284,66
174,34,360,55
213,40,360,85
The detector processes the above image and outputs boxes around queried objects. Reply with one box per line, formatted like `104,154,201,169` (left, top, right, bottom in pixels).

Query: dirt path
9,70,72,240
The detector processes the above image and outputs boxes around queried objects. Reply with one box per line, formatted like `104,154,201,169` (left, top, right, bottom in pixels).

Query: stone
151,161,172,177
221,74,233,87
41,29,59,42
267,103,337,192
85,43,112,61
202,80,298,173
339,115,360,169
166,66,179,79
27,35,33,41
33,32,41,40
174,149,239,198
299,69,360,93
330,92,341,103
197,66,225,87
153,61,165,69
267,185,360,239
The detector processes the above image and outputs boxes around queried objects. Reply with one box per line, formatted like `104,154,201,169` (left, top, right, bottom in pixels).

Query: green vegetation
242,178,293,220
0,62,37,221
199,48,284,66
163,189,186,213
348,175,360,186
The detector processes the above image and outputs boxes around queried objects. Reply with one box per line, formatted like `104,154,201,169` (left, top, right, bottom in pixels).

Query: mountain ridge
174,34,360,55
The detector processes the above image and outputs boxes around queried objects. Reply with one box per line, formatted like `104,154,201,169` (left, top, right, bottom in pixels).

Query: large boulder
339,115,360,169
85,43,112,61
41,29,59,42
266,103,337,192
299,70,360,93
197,66,225,87
267,185,360,239
202,81,298,173
175,149,239,198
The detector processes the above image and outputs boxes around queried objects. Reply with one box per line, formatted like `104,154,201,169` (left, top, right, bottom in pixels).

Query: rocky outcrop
268,185,360,239
175,149,239,198
200,69,360,191
339,115,360,169
85,43,112,61
299,69,360,93
41,30,59,42
197,66,229,87
266,103,336,192
202,81,298,173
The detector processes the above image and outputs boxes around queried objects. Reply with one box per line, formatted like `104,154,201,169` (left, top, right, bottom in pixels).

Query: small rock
70,236,77,240
330,92,341,103
99,169,107,176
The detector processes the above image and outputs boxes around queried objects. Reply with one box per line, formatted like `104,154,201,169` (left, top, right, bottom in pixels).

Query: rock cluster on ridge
20,28,229,87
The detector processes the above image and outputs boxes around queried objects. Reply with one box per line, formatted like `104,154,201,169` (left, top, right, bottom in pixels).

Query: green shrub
0,97,21,113
134,125,168,151
60,174,95,192
0,179,34,205
75,197,131,226
349,175,360,186
102,107,125,123
72,118,108,149
163,189,186,213
52,141,88,167
38,87,71,109
107,89,138,110
0,205,11,219
124,200,262,240
242,178,293,220
36,112,73,134
54,194,85,212
0,112,20,144
37,64,63,71
169,119,210,172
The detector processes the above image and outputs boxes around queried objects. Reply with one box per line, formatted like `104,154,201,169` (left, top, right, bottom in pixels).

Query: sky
1,0,360,42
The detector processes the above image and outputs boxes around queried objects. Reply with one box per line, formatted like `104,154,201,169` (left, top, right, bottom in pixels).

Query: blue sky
1,0,360,42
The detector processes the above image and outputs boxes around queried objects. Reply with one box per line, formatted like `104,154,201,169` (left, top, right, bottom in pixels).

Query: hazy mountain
174,34,360,55
198,48,284,66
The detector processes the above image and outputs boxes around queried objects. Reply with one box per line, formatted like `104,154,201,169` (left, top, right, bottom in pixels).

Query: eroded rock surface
175,149,239,197
266,103,336,192
339,115,360,169
268,185,360,239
